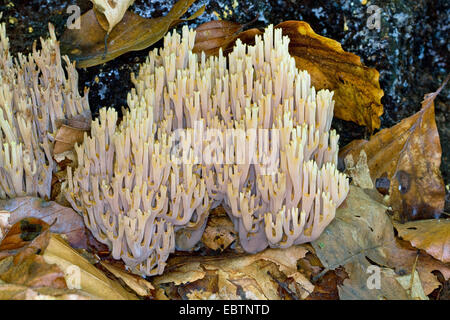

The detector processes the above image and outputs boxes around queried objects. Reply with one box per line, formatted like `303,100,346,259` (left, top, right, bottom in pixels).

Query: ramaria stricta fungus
0,23,90,199
64,25,349,276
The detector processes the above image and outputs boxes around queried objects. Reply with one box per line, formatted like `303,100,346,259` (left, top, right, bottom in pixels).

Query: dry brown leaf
394,219,450,263
278,21,384,131
0,254,67,289
100,261,154,297
201,207,236,251
383,239,449,296
340,80,447,221
312,185,450,298
91,0,135,34
338,264,409,300
311,185,409,299
0,221,127,299
343,150,374,189
53,123,90,155
0,218,50,252
153,262,206,286
306,268,347,300
154,245,310,300
0,220,69,292
61,0,204,68
396,270,429,300
54,110,92,156
0,197,87,249
0,283,92,300
178,270,219,299
192,20,383,130
43,234,137,300
192,20,243,56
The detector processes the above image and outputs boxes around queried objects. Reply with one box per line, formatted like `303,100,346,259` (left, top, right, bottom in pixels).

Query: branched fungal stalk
65,25,349,276
0,23,90,199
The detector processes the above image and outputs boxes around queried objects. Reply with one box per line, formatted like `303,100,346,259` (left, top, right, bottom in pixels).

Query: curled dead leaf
61,0,205,68
53,125,88,155
43,234,137,300
312,185,450,297
100,261,154,297
344,150,374,189
278,21,383,131
340,79,447,221
54,114,91,156
91,0,135,34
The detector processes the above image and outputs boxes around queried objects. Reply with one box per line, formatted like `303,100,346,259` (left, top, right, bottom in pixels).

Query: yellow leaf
43,234,137,300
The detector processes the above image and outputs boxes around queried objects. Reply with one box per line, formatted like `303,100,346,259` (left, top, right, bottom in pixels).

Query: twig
407,251,419,299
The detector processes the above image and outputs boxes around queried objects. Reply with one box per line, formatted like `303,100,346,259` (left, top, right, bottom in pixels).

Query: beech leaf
312,185,450,297
153,246,310,300
43,234,138,300
394,219,450,263
0,197,88,249
61,0,205,68
339,77,448,221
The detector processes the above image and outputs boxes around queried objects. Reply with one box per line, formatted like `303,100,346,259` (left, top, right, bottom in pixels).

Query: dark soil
1,0,449,210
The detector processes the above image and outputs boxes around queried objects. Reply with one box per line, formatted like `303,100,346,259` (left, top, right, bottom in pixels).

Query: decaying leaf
279,21,384,131
396,270,429,300
153,262,206,287
0,283,92,300
0,218,50,252
153,246,311,300
306,267,347,300
312,185,450,298
100,261,154,297
0,254,67,289
201,207,236,252
344,150,374,189
0,218,69,294
0,228,135,300
192,20,384,130
312,186,410,299
0,197,88,249
61,0,205,68
43,234,137,300
53,115,91,156
91,0,135,34
340,80,447,221
53,124,86,155
394,219,450,263
338,265,410,300
192,20,243,56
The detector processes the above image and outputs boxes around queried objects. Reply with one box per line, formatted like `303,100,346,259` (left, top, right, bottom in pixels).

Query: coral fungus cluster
0,23,90,199
65,25,349,276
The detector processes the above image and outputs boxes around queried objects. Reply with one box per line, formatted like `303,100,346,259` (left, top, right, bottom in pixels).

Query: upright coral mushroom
130,25,350,253
65,106,210,276
0,23,90,199
66,25,349,276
